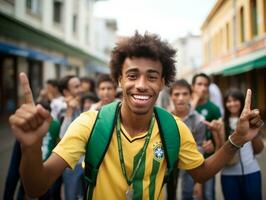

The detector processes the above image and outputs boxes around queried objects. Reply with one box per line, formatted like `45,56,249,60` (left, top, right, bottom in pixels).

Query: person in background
45,79,66,121
157,87,171,110
58,75,82,135
37,99,61,200
8,32,263,200
4,84,56,200
3,140,24,200
220,89,264,200
191,73,222,200
168,79,206,200
4,99,61,200
80,77,96,95
115,87,123,100
90,74,117,111
58,75,84,200
208,75,224,117
80,92,98,112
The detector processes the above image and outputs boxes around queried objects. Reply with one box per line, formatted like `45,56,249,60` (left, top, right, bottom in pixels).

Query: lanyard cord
116,111,155,186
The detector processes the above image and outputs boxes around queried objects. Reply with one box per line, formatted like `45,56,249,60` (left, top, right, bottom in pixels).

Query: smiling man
9,32,264,200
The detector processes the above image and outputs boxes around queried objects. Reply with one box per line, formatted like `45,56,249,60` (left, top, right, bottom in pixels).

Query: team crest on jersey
201,109,208,118
153,141,164,161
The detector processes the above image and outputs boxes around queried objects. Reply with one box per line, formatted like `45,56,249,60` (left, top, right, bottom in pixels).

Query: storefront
0,41,67,118
211,48,266,120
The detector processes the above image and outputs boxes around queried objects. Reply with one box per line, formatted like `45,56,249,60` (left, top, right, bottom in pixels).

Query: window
240,6,245,42
26,0,42,16
28,59,43,100
219,29,223,54
73,14,77,33
26,0,32,9
53,0,63,24
72,1,79,35
55,64,61,79
0,55,17,114
226,23,230,50
250,0,258,37
85,25,89,44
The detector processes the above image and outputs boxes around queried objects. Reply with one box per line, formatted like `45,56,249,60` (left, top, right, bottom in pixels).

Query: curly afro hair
109,32,177,86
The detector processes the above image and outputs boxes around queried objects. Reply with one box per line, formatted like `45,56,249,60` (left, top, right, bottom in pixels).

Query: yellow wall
202,0,266,65
202,0,233,64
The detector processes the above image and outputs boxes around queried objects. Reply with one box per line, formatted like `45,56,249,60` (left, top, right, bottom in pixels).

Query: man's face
46,83,56,97
81,81,91,93
83,99,95,111
97,81,116,105
119,57,164,115
67,77,82,97
192,76,209,100
171,86,191,113
225,96,241,117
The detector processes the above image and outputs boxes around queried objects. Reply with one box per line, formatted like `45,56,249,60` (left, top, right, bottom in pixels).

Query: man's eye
148,76,158,81
128,74,137,79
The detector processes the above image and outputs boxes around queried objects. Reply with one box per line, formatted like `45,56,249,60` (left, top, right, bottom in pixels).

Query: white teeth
133,95,150,100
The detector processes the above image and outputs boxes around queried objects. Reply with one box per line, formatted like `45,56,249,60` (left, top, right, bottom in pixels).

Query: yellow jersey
53,111,204,200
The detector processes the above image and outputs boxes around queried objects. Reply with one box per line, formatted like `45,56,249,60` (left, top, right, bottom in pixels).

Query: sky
93,0,217,42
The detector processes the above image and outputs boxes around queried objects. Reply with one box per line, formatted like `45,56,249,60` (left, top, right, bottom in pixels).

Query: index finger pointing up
20,72,35,105
243,89,252,111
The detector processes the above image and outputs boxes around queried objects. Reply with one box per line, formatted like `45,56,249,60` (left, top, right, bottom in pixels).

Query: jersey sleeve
53,111,98,169
175,118,204,170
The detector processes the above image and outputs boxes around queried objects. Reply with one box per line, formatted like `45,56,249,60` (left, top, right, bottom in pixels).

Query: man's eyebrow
125,68,160,74
147,69,160,74
125,68,138,74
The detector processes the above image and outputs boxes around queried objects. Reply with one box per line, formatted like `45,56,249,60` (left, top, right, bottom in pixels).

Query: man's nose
103,88,110,95
78,86,83,94
135,76,148,91
177,95,184,100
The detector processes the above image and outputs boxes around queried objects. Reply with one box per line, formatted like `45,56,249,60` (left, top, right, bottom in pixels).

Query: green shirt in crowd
42,119,61,161
196,100,221,157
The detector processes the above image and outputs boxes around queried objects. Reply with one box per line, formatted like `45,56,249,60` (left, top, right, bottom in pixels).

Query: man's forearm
189,135,240,183
20,142,51,197
252,135,264,154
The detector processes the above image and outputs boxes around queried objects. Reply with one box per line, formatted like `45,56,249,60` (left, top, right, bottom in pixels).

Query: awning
0,11,107,66
205,47,266,76
85,64,110,74
222,53,266,76
0,41,68,65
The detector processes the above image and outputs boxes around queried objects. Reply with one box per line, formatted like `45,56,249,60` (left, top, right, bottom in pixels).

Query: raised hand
202,140,215,153
65,96,80,110
9,73,52,147
204,118,224,133
234,89,264,144
204,118,224,149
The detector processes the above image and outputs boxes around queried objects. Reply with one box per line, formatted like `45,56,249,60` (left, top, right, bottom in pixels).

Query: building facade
201,0,266,120
172,33,203,81
0,0,115,120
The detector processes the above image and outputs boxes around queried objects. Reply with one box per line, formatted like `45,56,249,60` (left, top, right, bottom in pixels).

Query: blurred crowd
3,72,264,200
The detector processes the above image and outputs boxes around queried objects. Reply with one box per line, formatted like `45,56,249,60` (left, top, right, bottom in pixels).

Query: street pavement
1,122,266,199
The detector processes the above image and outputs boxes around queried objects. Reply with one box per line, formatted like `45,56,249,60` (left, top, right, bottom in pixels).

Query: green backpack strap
84,103,180,199
154,106,180,182
84,101,120,200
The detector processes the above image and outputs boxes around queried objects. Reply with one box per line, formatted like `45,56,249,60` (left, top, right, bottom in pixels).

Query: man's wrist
228,133,245,149
20,140,42,153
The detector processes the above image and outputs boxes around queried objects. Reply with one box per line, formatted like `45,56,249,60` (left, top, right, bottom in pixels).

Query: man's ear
118,76,122,87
